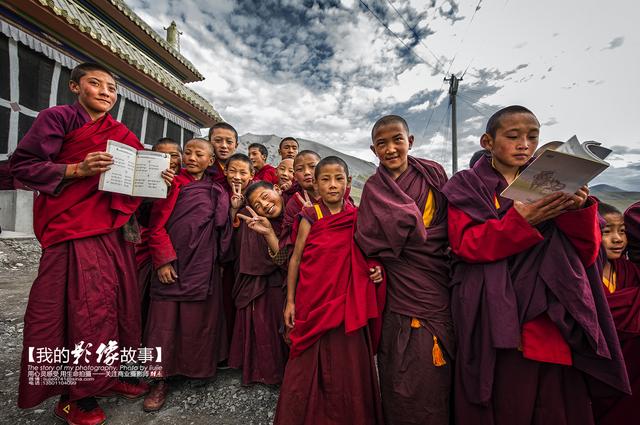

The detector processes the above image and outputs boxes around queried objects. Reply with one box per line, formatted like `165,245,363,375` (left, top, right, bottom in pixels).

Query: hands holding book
514,185,589,225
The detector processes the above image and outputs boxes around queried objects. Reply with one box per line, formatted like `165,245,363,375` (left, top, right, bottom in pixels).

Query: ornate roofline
104,0,204,82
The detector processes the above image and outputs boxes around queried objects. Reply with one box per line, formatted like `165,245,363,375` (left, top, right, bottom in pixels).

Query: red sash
289,208,385,358
34,114,143,248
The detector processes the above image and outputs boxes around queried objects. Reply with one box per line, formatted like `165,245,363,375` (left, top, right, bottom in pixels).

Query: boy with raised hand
278,136,299,160
442,105,629,425
275,158,295,196
279,150,321,250
355,115,453,425
228,181,289,385
592,203,640,424
10,62,173,425
249,142,278,184
274,156,385,425
143,138,232,412
208,122,239,184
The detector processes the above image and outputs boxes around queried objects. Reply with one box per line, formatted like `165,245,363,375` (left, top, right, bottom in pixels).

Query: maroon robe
274,202,384,425
593,257,640,424
625,202,640,264
442,155,630,425
355,156,453,425
228,210,288,385
255,163,279,184
11,103,143,408
144,172,232,378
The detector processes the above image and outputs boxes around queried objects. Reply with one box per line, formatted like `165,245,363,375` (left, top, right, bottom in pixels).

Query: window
120,100,144,139
166,120,181,143
18,43,54,111
144,110,164,145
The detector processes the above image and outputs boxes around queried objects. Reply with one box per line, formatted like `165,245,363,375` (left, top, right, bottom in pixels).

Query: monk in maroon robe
625,201,640,264
275,156,385,425
355,116,452,425
143,139,231,411
442,106,630,425
592,203,640,424
11,63,157,424
228,190,288,385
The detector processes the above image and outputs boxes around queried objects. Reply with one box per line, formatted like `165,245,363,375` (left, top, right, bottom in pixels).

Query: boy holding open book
10,62,173,425
442,105,630,425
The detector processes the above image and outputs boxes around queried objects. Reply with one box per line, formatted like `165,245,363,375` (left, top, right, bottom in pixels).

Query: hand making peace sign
230,183,245,210
295,191,313,208
237,206,274,236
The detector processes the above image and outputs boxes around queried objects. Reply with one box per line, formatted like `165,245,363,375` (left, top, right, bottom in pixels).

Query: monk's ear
69,80,80,95
408,135,414,150
369,145,376,156
347,175,352,187
480,133,493,151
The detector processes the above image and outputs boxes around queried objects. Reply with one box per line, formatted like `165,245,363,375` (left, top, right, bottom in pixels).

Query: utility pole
445,74,461,174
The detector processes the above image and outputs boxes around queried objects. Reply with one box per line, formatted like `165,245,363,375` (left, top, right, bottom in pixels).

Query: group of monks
7,61,640,425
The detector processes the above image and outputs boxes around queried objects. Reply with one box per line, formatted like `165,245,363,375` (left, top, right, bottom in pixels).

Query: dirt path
0,239,278,424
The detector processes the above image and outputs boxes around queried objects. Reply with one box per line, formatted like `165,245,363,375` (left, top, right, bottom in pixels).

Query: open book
98,140,170,199
500,135,611,203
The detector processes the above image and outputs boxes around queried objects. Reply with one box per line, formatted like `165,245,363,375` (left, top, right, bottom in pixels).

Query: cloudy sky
127,0,639,190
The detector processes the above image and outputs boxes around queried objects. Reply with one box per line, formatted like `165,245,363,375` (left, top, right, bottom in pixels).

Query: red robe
144,170,232,378
443,155,630,425
274,202,385,425
228,210,288,385
593,257,640,424
355,156,453,425
254,163,279,184
11,104,143,408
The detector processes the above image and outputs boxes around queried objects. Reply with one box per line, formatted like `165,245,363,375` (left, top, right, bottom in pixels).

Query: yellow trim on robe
603,271,617,294
422,189,436,227
314,204,324,220
494,193,501,210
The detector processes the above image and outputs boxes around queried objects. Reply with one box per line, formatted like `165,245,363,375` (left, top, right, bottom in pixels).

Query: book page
132,151,170,199
98,140,137,196
501,150,609,203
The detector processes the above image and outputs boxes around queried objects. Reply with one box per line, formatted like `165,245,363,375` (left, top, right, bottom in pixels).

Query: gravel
0,238,279,424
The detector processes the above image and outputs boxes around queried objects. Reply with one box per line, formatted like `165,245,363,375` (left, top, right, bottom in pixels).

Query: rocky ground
0,238,279,424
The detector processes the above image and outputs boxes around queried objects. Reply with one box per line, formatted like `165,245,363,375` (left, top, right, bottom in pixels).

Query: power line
384,0,447,72
358,0,441,72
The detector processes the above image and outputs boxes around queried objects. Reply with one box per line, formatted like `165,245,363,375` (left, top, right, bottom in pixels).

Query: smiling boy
355,115,453,425
249,143,278,184
11,62,162,424
208,122,239,184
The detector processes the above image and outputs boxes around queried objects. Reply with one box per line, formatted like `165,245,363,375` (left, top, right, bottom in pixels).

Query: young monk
225,153,256,200
208,122,239,184
355,115,453,425
279,151,321,249
136,138,182,328
228,181,289,385
10,62,172,424
249,143,278,184
143,138,232,411
592,203,640,425
274,156,385,425
442,105,630,425
625,201,640,264
278,136,299,160
275,158,295,194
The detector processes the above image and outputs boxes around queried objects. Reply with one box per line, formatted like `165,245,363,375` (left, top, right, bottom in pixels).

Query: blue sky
127,0,640,191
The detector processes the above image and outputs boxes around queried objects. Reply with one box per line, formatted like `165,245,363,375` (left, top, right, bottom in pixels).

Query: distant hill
238,133,377,179
590,184,640,211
